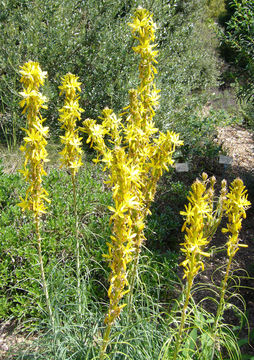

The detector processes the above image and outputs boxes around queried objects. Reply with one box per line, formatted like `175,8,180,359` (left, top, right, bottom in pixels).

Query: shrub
220,0,254,104
206,0,226,19
0,0,220,151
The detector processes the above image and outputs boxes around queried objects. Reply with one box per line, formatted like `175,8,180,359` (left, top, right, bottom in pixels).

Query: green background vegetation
2,0,251,150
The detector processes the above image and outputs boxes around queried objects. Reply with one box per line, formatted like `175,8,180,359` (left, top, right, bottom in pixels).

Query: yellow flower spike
174,177,216,360
58,73,82,99
176,175,250,360
222,178,251,258
209,179,251,353
180,179,212,279
58,73,85,313
58,73,84,177
19,62,50,218
19,61,47,91
18,61,53,325
79,10,183,360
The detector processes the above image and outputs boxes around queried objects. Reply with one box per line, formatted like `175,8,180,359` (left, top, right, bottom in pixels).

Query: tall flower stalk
18,61,53,325
174,174,227,360
58,73,84,313
210,178,251,359
80,8,183,359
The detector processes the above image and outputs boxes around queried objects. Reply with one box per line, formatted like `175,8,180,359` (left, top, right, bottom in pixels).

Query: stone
175,162,189,172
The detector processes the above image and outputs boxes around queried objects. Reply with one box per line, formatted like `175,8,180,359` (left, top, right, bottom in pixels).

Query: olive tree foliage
156,1,220,129
221,0,254,102
206,0,226,19
218,0,254,128
0,0,219,149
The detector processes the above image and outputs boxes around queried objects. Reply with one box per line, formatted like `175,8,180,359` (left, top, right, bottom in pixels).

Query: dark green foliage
0,0,220,156
220,0,254,105
206,0,227,19
154,0,222,161
147,179,188,251
178,109,235,164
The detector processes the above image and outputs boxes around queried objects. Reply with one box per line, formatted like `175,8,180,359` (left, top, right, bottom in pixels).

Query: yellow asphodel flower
209,178,251,355
80,9,183,359
19,61,47,91
18,61,50,217
58,73,84,176
79,11,183,349
18,61,53,325
180,179,212,280
58,73,85,314
59,72,82,98
19,90,48,119
174,174,229,360
222,178,251,257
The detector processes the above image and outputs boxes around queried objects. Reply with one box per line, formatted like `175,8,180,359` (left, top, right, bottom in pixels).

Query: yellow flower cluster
174,174,229,360
209,178,251,349
180,178,212,280
180,174,228,280
81,8,183,330
58,73,84,176
19,61,47,93
222,178,251,257
180,174,250,282
18,61,50,217
128,8,160,121
84,111,140,326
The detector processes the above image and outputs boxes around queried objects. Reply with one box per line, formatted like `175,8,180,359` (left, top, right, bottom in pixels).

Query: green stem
127,247,140,316
210,256,233,359
72,174,81,313
35,214,54,326
173,273,194,360
214,256,232,329
100,323,112,360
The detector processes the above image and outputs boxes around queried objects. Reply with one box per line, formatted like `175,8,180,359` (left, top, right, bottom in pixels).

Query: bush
0,0,220,152
206,0,226,19
220,0,254,104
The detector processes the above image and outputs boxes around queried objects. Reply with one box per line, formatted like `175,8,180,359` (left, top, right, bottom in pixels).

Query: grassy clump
0,162,112,323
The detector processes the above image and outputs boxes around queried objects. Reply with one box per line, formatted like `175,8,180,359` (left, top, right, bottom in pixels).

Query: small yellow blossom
59,72,82,98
